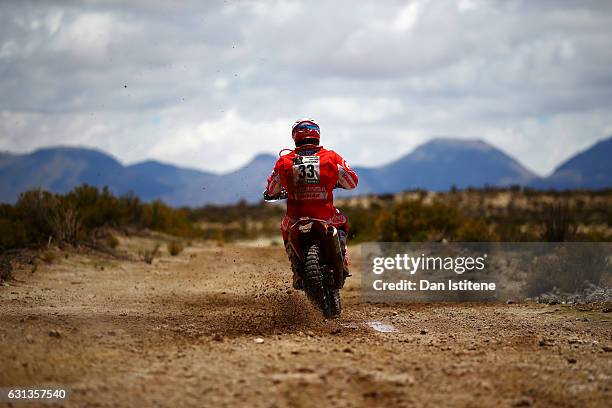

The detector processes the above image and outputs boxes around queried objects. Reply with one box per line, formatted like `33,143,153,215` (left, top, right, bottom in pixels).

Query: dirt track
1,238,611,407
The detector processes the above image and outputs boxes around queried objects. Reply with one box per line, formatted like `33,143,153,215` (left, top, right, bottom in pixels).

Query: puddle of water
367,321,398,333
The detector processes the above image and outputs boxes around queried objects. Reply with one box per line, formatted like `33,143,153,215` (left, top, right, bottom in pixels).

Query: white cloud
392,1,421,31
52,12,114,62
458,0,478,13
0,0,611,176
305,97,404,123
148,110,292,172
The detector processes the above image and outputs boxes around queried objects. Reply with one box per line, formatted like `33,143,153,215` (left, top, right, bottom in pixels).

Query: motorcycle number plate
293,156,320,185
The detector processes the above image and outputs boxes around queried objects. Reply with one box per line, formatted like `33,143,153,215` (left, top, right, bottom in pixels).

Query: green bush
141,200,199,237
0,185,202,251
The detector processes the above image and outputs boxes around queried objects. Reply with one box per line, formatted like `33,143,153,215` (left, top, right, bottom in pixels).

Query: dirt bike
264,189,346,319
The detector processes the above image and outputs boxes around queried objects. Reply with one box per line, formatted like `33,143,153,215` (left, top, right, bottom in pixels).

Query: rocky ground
0,237,611,407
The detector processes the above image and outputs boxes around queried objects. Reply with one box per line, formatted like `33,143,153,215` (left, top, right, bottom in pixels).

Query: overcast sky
1,0,611,176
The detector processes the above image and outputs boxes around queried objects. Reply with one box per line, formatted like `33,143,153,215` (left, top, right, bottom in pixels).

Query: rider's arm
265,159,283,198
334,153,359,190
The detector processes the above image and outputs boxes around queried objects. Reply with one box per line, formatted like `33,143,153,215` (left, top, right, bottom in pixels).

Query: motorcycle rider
264,118,359,289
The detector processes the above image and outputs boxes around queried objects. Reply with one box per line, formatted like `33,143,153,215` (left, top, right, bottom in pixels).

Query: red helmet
292,118,320,145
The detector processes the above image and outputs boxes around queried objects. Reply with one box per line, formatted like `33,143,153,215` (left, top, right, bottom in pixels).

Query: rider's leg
338,229,348,261
281,221,302,290
330,208,351,278
283,238,302,290
334,221,351,289
337,228,349,272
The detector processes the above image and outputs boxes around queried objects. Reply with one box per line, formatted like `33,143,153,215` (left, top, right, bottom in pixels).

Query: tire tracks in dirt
0,241,610,407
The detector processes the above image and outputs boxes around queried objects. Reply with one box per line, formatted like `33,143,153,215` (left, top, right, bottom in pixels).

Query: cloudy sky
1,0,611,176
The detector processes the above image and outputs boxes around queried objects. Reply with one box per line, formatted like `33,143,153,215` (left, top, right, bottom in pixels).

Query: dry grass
41,251,57,264
142,243,161,264
526,245,609,296
167,241,184,256
0,255,11,281
106,234,120,249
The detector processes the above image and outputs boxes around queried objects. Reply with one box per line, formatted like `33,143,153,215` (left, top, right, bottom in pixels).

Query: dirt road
1,238,611,407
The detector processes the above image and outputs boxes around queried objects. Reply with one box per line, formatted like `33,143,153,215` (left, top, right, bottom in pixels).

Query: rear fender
288,218,329,261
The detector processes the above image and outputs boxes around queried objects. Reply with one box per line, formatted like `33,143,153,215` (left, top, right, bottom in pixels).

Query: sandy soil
0,238,611,408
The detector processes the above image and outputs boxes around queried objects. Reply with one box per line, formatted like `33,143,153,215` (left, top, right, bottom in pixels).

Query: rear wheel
303,244,331,317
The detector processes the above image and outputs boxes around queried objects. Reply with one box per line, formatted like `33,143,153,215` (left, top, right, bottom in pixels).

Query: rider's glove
263,189,288,201
263,191,277,201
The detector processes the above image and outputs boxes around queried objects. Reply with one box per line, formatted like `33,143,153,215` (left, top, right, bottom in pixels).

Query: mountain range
1,136,610,206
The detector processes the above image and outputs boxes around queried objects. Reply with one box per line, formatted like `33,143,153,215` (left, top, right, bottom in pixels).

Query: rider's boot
285,242,303,290
292,269,303,290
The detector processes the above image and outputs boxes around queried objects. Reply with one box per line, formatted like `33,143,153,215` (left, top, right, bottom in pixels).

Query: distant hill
0,146,277,206
530,137,612,190
1,136,610,206
0,147,125,201
122,160,216,206
350,138,537,194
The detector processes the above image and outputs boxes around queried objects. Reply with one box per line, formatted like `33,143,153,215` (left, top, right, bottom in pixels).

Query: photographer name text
370,253,496,292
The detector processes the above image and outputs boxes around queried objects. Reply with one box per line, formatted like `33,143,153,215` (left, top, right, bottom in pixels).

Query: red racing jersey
265,146,358,221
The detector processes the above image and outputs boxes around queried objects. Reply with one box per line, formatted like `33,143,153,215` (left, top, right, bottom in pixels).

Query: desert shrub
0,185,203,251
10,190,83,246
376,200,463,242
41,251,57,264
189,199,284,240
141,201,198,237
66,185,121,230
49,202,81,244
106,234,120,249
342,205,380,242
189,199,284,224
64,186,199,237
526,245,609,296
214,228,228,243
541,202,577,242
575,230,610,242
454,218,498,242
0,218,29,250
142,243,161,264
0,255,11,281
14,190,58,243
167,241,184,256
118,192,145,226
494,222,539,242
339,189,611,243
